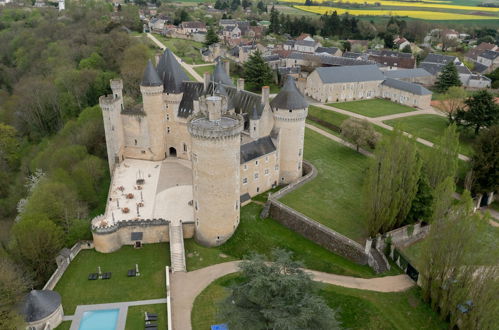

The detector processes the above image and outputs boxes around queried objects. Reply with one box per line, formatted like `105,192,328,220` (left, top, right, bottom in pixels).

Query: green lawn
54,321,71,330
384,114,475,156
153,35,205,64
54,244,170,314
191,273,447,330
328,99,416,118
281,128,370,242
184,202,399,278
125,303,167,330
194,64,215,76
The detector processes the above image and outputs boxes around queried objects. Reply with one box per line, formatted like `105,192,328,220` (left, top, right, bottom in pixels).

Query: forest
0,3,156,327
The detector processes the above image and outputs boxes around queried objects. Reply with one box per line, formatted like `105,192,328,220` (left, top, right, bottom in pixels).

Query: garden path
170,261,414,330
311,103,470,161
146,33,204,83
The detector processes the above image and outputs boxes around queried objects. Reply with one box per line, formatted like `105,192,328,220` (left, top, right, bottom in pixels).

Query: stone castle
92,50,308,255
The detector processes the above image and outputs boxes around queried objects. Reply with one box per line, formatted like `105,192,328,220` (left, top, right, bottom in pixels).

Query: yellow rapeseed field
283,0,499,13
294,5,499,20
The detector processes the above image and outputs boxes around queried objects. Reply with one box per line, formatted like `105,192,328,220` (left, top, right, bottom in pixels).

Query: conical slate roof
141,60,162,87
156,49,190,93
21,290,61,323
213,58,234,86
214,83,234,109
270,76,308,110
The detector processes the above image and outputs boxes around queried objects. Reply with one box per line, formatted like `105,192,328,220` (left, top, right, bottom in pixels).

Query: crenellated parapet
187,112,243,140
273,108,308,122
92,217,170,235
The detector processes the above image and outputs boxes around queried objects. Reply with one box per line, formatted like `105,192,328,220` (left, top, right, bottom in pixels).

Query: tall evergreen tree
471,125,499,195
243,50,273,91
269,5,280,34
204,25,219,47
257,0,266,13
454,90,499,135
435,61,461,93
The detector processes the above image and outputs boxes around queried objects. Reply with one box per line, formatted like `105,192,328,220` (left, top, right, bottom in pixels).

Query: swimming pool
79,308,119,330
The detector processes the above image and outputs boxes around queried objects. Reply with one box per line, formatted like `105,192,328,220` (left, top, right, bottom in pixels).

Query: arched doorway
169,147,177,157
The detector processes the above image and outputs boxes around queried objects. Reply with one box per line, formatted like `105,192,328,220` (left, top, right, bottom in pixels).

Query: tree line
0,4,156,328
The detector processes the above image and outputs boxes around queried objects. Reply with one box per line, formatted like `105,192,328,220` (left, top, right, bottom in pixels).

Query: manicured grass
328,99,416,118
154,35,205,64
194,64,215,76
309,105,350,127
54,244,170,314
281,128,371,242
384,114,475,156
125,303,167,330
191,273,447,330
54,321,71,330
184,203,397,278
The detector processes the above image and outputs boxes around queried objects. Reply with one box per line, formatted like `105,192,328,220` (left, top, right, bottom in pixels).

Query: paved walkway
311,103,470,161
146,33,204,82
170,261,414,330
67,298,167,330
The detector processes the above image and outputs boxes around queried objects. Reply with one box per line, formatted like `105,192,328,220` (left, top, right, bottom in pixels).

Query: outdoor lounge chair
146,313,158,318
145,315,158,321
145,323,158,328
128,269,136,277
102,272,112,279
88,273,98,280
145,327,157,330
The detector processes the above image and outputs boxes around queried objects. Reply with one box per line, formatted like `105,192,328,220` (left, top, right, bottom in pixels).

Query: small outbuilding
21,290,63,330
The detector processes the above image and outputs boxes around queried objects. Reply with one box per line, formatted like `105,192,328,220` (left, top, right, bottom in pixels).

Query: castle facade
92,50,308,252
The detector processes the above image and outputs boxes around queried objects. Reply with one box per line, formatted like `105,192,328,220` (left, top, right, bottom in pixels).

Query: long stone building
306,65,432,108
92,51,308,254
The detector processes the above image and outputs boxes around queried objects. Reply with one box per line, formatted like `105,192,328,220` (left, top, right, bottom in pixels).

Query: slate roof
21,290,61,323
383,68,432,79
157,49,190,93
295,39,317,47
423,53,457,64
314,65,385,84
240,193,251,203
382,78,431,95
240,136,276,163
368,49,413,58
472,62,488,73
315,46,339,55
213,59,234,86
418,62,470,76
263,54,280,62
141,60,162,87
342,51,364,59
177,82,205,118
270,76,308,110
478,50,499,60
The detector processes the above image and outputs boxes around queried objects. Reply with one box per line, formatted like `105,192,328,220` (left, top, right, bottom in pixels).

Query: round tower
270,77,308,184
140,60,166,160
188,95,244,247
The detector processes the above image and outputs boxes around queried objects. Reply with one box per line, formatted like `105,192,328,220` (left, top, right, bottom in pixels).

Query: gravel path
170,261,414,330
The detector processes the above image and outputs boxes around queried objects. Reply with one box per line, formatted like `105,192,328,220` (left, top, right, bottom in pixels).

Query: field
281,128,371,242
384,114,474,156
191,273,447,330
294,6,499,20
329,99,416,118
54,244,170,314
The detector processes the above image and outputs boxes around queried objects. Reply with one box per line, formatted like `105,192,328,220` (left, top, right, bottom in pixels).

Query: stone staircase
169,223,186,272
369,248,389,273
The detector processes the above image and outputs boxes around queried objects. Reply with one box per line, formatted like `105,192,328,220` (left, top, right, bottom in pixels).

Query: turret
100,78,125,173
188,92,244,247
270,76,308,184
249,106,259,140
140,60,166,160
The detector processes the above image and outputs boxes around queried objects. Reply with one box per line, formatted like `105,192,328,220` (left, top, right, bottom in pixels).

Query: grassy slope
384,114,474,156
125,304,168,330
54,244,170,314
184,203,398,278
281,128,370,242
194,64,215,76
329,99,416,118
154,34,205,64
191,273,447,330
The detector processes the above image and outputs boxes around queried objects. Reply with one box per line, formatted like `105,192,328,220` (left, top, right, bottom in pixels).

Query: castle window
134,139,137,145
299,149,302,156
166,114,169,121
254,173,259,180
235,201,239,210
255,160,259,166
275,165,279,171
265,156,269,162
141,150,145,154
265,169,269,175
195,201,198,210
256,187,260,193
242,178,248,184
243,164,247,171
183,143,187,152
167,127,171,133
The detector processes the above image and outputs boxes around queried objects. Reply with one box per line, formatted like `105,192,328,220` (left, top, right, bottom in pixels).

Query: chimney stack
204,72,211,90
261,86,270,104
237,78,245,91
224,60,230,76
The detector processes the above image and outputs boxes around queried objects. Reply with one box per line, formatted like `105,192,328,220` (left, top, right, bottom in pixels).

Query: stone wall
375,222,430,252
266,161,369,265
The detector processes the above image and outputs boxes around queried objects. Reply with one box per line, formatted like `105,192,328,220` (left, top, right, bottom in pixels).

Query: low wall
267,161,369,265
376,222,430,252
43,241,94,290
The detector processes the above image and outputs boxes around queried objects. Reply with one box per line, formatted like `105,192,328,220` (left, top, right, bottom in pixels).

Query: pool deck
67,298,167,330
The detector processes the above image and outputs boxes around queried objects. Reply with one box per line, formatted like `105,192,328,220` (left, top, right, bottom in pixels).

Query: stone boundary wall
43,241,94,290
375,222,431,252
266,161,369,265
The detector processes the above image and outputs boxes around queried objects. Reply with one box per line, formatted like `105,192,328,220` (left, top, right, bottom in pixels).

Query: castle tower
249,106,259,139
270,76,308,184
100,79,125,173
140,60,166,160
188,93,244,247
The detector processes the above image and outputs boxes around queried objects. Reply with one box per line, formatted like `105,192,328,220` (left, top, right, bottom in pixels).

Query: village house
177,21,207,35
476,50,499,73
394,36,410,50
367,50,416,70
